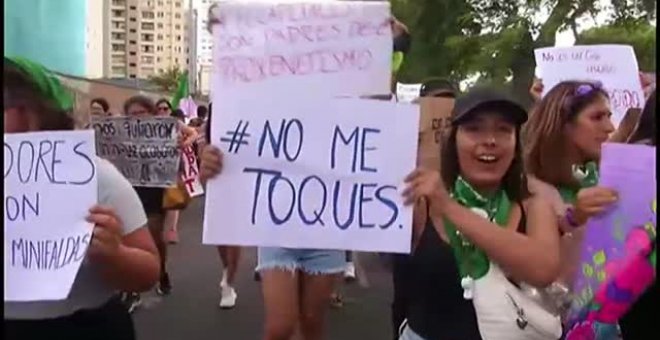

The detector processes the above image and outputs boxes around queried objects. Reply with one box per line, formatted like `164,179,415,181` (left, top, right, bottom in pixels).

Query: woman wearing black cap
399,87,562,340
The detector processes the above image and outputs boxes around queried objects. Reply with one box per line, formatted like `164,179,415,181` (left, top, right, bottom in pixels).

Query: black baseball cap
451,87,527,126
419,77,458,98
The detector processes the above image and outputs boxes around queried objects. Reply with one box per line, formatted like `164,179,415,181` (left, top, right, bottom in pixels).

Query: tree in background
392,0,656,106
148,66,185,93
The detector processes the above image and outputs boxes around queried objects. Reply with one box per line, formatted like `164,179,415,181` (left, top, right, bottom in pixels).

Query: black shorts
134,186,165,215
5,296,135,340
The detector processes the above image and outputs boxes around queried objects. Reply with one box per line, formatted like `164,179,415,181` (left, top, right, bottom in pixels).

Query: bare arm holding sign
402,168,561,287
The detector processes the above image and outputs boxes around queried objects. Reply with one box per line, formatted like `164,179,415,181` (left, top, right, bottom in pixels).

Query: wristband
565,207,581,228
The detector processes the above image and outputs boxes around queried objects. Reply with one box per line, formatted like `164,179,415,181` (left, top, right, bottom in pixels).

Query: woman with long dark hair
398,87,562,340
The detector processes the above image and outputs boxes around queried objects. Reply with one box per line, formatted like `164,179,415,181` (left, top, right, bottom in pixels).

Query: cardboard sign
534,45,645,127
91,116,181,188
203,97,419,253
4,130,97,301
417,97,454,170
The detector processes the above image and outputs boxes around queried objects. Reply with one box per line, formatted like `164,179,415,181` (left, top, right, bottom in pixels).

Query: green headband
5,56,74,112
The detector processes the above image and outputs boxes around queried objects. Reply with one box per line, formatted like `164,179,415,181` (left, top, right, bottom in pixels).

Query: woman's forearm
431,200,559,286
97,244,160,292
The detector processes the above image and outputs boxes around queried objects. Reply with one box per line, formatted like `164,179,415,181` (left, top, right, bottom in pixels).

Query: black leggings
5,296,135,340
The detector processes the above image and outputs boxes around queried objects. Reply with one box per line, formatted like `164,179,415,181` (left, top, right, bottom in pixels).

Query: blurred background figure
90,97,110,116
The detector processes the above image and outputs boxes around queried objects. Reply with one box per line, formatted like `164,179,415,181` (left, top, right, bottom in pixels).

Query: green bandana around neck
558,162,599,204
444,176,512,281
5,56,74,112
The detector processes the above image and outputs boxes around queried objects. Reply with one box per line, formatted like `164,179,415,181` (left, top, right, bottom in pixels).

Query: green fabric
171,71,189,109
558,162,599,204
392,51,404,74
5,56,74,112
443,176,512,280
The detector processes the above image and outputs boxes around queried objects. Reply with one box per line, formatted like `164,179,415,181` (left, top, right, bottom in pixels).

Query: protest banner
181,145,204,197
417,97,454,171
211,0,392,100
534,45,645,127
396,83,422,103
91,116,181,188
4,130,97,301
203,97,419,253
565,143,656,338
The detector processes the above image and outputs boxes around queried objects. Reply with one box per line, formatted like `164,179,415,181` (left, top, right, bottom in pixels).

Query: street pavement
133,197,396,340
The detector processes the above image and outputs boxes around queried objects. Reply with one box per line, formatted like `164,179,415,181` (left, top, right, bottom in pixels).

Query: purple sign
566,143,656,336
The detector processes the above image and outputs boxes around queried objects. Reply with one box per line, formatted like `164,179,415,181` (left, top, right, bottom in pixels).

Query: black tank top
406,207,527,339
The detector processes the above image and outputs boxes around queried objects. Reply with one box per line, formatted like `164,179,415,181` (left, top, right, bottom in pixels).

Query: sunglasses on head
563,81,605,116
574,81,603,97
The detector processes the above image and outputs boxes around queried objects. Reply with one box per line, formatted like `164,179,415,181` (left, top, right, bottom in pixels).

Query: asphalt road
133,197,396,340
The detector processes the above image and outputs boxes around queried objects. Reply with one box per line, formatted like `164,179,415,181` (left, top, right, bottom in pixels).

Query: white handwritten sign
396,83,422,103
203,97,418,253
4,130,97,301
91,116,181,188
211,0,392,99
181,145,204,197
534,45,644,127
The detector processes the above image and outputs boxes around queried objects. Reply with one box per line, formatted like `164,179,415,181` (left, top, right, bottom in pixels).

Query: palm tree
148,66,184,93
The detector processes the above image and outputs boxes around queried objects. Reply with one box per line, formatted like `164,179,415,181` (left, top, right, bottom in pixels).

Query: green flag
171,70,189,109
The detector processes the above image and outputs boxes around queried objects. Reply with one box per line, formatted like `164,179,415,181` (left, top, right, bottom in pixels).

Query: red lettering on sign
217,48,373,83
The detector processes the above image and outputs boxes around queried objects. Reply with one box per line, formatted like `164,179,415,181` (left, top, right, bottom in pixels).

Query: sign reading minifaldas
91,116,181,188
203,97,419,253
211,0,393,99
181,145,204,197
534,45,645,127
417,97,454,171
4,130,97,302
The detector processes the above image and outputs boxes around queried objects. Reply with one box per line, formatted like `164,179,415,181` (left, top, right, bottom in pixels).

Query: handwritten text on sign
534,45,644,127
4,130,97,301
203,98,419,253
92,116,181,188
211,0,392,97
181,145,204,197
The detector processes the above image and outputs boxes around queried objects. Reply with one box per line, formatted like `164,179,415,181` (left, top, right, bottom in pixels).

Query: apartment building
106,0,190,79
192,0,216,95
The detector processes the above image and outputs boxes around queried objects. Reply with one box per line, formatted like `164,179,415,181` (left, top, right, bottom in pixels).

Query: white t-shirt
4,157,148,320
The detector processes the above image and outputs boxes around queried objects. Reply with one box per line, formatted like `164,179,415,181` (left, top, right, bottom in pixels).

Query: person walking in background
156,98,174,117
4,56,160,340
90,97,111,117
154,99,198,245
164,108,188,244
199,102,242,308
122,97,195,304
121,96,171,312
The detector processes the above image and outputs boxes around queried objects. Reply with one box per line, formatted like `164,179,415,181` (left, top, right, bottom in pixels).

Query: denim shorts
257,247,345,275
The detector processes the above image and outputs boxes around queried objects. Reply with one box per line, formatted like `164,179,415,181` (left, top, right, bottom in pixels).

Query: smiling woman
399,87,562,340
